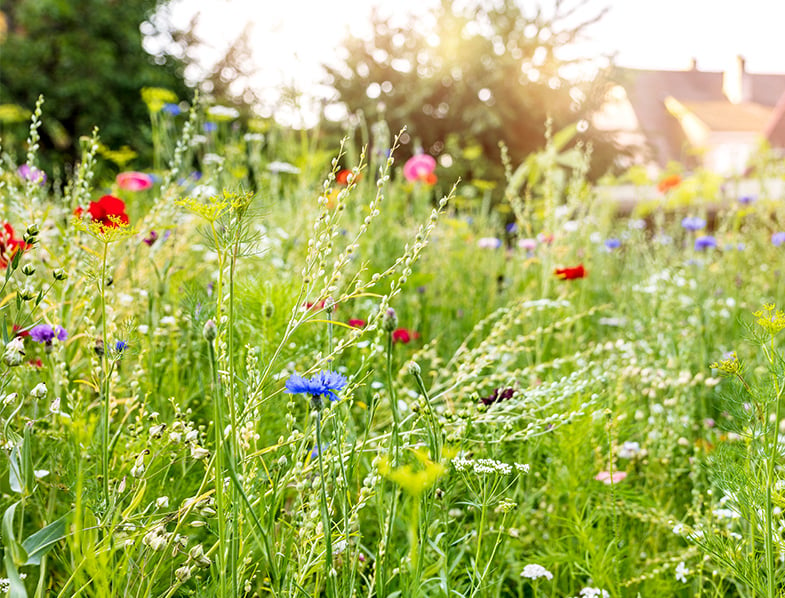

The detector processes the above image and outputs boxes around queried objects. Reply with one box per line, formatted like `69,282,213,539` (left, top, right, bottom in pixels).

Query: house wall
705,132,761,174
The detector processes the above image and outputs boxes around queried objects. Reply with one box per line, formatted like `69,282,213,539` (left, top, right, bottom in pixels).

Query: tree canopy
0,0,190,167
323,0,622,185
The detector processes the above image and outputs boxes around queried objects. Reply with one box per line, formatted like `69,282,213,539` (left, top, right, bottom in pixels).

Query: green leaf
9,448,23,494
22,425,34,495
22,512,69,566
2,502,28,567
3,552,28,598
552,122,578,152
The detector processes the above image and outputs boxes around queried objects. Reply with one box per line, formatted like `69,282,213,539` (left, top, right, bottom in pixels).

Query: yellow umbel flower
754,304,785,336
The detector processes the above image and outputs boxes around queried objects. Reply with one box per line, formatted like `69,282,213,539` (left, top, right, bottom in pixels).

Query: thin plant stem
314,407,335,598
99,240,110,504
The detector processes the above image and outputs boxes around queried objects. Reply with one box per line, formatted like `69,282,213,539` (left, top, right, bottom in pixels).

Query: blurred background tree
0,0,191,169
322,0,623,189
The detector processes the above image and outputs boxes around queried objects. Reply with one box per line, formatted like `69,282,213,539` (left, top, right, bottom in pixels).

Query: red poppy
392,328,420,344
303,299,326,311
554,264,586,280
348,319,366,328
12,324,30,338
78,195,129,228
336,169,353,185
657,174,681,193
421,172,437,185
0,223,29,268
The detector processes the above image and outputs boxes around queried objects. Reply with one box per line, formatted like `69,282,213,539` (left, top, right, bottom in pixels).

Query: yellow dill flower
378,449,445,497
141,87,179,113
176,190,253,223
753,304,785,336
710,352,741,376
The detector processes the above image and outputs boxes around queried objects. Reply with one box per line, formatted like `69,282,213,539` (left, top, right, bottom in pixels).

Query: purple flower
203,122,217,133
115,340,128,353
506,223,518,234
143,230,159,246
772,232,785,247
285,370,348,403
29,324,67,344
681,216,706,231
604,238,621,250
17,164,46,185
480,387,515,406
738,195,756,205
694,235,717,251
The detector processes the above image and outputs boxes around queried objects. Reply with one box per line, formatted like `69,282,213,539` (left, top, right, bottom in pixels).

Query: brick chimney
723,54,751,104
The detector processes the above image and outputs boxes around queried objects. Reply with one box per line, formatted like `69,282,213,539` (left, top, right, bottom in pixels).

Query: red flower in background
392,328,420,344
0,223,29,268
348,319,366,328
657,174,681,193
336,169,352,185
554,264,586,280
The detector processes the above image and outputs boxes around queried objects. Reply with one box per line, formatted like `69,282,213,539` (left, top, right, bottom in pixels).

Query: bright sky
157,0,785,126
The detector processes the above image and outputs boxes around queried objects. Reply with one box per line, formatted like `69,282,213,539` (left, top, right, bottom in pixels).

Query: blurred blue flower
506,222,518,234
115,340,128,353
163,103,181,116
203,122,217,133
604,238,621,250
681,217,706,231
694,235,717,251
772,232,785,247
738,195,756,205
285,370,348,403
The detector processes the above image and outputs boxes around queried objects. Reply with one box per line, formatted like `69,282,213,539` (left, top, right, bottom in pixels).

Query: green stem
207,340,228,597
315,407,334,598
387,333,400,465
100,241,110,504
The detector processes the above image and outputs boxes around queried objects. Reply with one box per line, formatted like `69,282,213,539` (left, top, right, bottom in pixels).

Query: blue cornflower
29,324,67,344
285,370,348,404
604,238,621,250
162,103,181,116
772,232,785,247
203,122,217,133
738,195,756,205
681,216,706,231
694,235,717,251
115,340,128,353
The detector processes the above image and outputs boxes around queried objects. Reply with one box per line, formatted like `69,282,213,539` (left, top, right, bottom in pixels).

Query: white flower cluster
521,563,553,580
577,588,609,598
452,456,529,476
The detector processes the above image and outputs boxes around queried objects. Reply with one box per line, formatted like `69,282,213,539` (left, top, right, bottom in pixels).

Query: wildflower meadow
4,94,785,598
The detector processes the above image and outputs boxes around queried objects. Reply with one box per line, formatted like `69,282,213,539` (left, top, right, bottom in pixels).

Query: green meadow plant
7,92,785,598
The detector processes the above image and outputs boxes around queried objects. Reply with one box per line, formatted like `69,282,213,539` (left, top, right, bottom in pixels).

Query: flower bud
407,360,421,376
203,319,217,342
52,268,67,281
382,307,398,332
23,224,39,244
2,338,25,367
30,382,47,400
21,263,35,276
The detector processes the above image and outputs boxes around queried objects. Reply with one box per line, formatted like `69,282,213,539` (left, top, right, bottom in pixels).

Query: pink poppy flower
403,154,437,183
117,171,154,191
595,471,627,484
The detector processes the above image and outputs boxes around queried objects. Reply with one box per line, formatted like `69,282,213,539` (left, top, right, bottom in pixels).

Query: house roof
613,66,785,166
764,92,785,146
679,101,773,132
